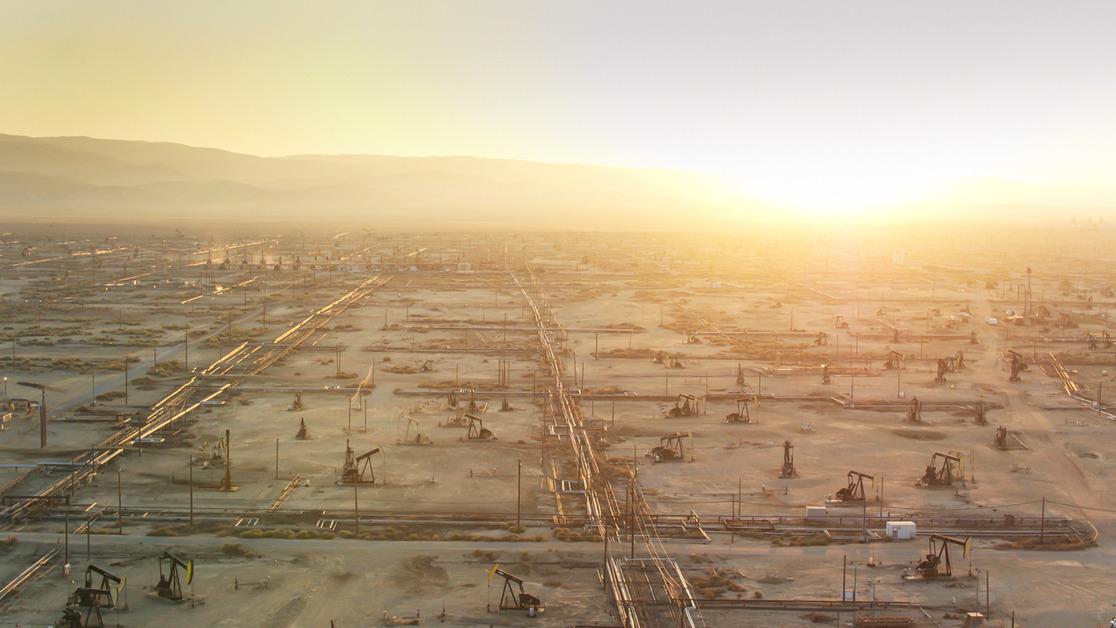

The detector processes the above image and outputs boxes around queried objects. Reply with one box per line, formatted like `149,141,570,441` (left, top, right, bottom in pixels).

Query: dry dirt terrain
1,226,1115,627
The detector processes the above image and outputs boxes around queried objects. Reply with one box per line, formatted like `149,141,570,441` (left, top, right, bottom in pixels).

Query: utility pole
188,455,194,526
353,483,360,536
275,438,279,480
184,328,189,370
1039,496,1046,544
123,357,128,405
117,468,123,535
516,459,522,532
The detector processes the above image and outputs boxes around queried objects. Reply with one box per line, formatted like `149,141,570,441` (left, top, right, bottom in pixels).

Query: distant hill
0,134,743,228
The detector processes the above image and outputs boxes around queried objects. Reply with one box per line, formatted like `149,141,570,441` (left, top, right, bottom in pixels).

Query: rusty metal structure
465,414,495,441
400,418,432,446
914,535,971,578
648,432,691,462
1007,350,1027,382
724,398,752,424
667,394,698,418
779,440,796,478
493,568,543,613
906,396,922,423
834,470,874,503
918,452,961,487
155,552,193,601
338,439,382,484
994,426,1008,449
974,400,987,425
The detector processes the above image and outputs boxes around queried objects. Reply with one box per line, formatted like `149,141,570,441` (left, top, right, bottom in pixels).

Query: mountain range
0,134,741,229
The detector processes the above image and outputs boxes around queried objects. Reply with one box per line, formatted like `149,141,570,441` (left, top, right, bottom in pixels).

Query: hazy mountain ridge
0,134,733,227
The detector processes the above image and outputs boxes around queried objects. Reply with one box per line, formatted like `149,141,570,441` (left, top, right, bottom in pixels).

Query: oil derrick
60,565,125,628
648,432,691,462
296,417,309,440
821,363,831,385
289,392,304,411
724,398,752,424
934,359,948,384
834,470,874,503
994,426,1008,449
465,414,495,441
884,350,902,370
1007,350,1027,382
491,568,544,613
155,552,193,601
914,535,971,579
974,400,987,425
666,394,698,418
399,418,433,446
338,439,383,483
218,429,235,491
906,396,922,423
917,452,961,487
779,440,796,478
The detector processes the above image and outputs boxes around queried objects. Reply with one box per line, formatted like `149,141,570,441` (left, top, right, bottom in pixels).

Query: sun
709,158,946,222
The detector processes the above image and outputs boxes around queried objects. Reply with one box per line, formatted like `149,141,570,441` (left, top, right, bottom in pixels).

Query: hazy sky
2,1,1115,213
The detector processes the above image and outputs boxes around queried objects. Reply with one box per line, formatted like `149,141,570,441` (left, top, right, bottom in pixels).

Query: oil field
0,225,1113,627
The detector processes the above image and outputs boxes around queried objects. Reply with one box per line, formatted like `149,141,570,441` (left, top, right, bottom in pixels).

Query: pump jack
667,393,698,418
685,330,702,344
834,470,874,503
465,414,496,441
974,400,987,425
994,426,1008,449
648,432,691,462
834,315,849,329
725,398,752,424
906,396,922,423
156,552,193,601
338,439,382,484
492,568,544,613
1007,350,1027,382
914,534,972,579
60,566,125,628
934,359,948,384
779,440,796,478
918,452,962,487
399,418,433,445
735,364,748,388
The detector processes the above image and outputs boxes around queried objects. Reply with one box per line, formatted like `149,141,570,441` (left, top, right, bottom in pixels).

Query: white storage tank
805,506,828,519
885,521,917,540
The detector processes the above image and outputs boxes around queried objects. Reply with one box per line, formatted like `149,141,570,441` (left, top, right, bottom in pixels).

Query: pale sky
2,0,1115,214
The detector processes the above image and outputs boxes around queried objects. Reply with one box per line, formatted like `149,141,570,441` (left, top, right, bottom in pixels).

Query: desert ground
1,225,1115,627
